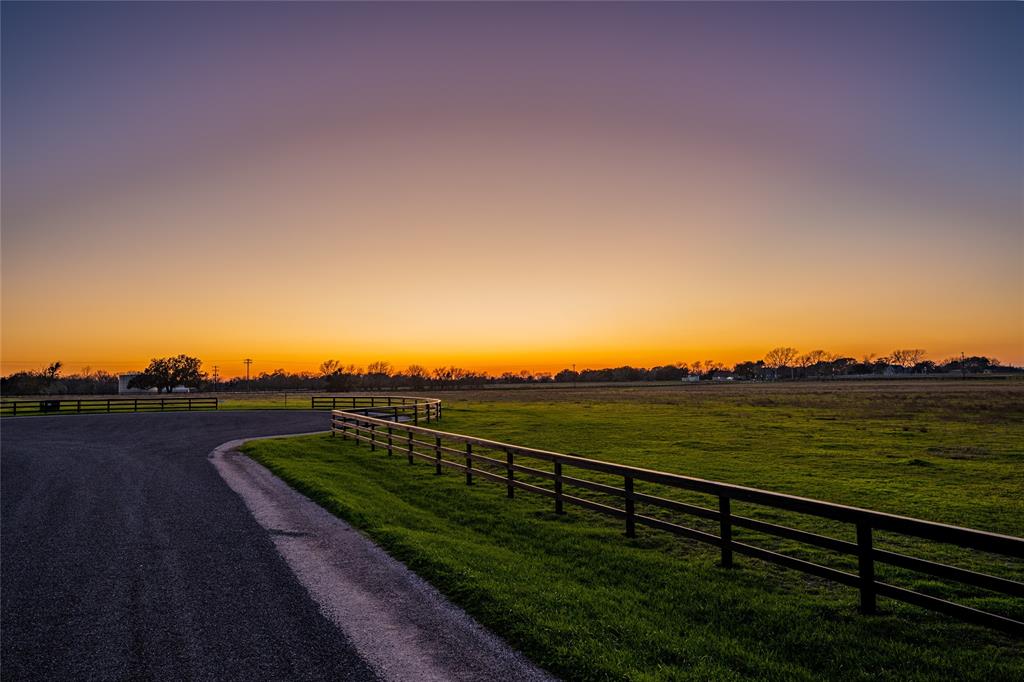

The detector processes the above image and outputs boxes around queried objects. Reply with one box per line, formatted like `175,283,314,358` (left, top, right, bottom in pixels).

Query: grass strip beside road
244,409,1023,681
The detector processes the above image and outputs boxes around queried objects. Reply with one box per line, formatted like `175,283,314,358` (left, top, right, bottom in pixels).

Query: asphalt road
1,411,377,681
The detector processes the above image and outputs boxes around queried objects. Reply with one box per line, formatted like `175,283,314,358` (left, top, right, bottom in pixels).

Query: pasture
245,381,1023,681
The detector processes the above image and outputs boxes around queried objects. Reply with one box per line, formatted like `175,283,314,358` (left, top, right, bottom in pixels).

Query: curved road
1,411,375,680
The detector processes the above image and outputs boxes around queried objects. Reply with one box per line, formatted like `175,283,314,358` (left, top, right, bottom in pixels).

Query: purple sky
2,2,1021,374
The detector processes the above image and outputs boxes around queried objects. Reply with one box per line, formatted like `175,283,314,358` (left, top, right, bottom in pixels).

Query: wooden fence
312,395,440,424
331,404,1023,636
1,396,218,416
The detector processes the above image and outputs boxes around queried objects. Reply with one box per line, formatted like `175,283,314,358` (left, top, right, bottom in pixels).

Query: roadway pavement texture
1,411,554,681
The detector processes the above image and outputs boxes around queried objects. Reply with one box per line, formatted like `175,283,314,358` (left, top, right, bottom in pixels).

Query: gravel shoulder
212,436,556,682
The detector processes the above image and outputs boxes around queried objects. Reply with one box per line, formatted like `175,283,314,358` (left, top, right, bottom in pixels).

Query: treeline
0,362,120,396
1,350,1017,396
216,351,1015,391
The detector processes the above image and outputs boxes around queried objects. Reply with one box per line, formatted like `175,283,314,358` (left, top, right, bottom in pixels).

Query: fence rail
1,397,218,416
312,395,440,424
331,404,1023,636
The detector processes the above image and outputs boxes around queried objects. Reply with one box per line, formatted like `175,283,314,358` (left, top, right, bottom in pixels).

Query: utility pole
961,351,966,380
573,363,577,389
212,365,220,391
244,358,253,392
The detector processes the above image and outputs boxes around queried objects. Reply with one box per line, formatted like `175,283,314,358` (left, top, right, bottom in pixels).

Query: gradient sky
2,2,1022,377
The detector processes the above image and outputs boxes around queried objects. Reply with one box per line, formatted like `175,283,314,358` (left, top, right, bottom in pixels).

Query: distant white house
682,375,700,383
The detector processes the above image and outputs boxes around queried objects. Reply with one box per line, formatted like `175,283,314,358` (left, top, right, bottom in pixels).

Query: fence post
407,430,414,464
387,426,393,455
370,424,377,452
107,399,111,413
506,449,514,498
625,476,636,538
719,496,733,567
78,400,82,414
554,460,564,514
435,436,442,475
857,521,876,614
414,404,419,425
134,399,138,412
465,443,473,485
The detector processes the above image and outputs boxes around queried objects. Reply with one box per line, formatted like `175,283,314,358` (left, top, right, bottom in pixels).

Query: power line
243,358,253,392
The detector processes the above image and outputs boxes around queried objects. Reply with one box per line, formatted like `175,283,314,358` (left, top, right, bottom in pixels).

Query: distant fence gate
331,397,1023,636
1,397,218,417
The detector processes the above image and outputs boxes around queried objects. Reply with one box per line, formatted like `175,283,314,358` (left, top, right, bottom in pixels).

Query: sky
2,2,1022,378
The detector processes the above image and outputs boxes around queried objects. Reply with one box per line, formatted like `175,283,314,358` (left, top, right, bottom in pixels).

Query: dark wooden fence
1,396,218,416
332,406,1023,636
312,395,440,424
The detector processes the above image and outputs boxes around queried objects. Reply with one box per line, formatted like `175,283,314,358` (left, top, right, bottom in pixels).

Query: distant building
682,375,700,383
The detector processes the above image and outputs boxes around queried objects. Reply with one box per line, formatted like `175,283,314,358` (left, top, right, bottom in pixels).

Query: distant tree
944,355,1000,374
366,360,392,376
652,365,685,381
406,364,429,390
362,361,392,390
318,359,341,377
554,369,578,383
129,358,170,392
323,366,357,391
733,360,766,380
44,361,63,380
170,355,204,389
913,360,936,374
830,357,856,376
130,355,205,392
890,349,927,370
700,360,724,378
1,371,47,395
799,350,834,378
763,347,798,379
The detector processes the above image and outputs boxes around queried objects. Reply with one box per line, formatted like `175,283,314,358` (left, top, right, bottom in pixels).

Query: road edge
209,433,556,682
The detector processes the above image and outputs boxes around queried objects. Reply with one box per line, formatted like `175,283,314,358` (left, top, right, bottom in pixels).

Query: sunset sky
2,2,1021,378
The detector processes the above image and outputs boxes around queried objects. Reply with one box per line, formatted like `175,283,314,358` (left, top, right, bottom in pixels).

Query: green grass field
244,382,1023,681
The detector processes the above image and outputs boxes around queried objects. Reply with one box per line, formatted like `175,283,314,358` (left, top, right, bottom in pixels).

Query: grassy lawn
244,382,1023,681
